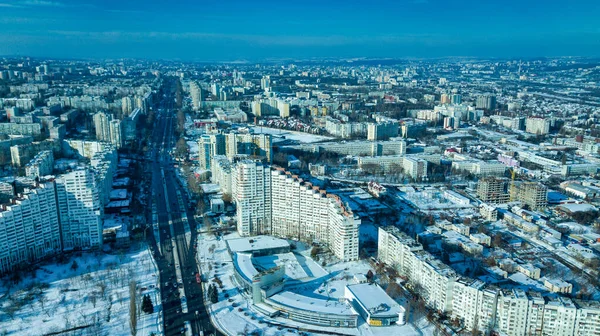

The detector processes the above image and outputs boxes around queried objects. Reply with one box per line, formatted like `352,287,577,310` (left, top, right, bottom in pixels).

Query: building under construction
476,177,510,204
510,182,548,211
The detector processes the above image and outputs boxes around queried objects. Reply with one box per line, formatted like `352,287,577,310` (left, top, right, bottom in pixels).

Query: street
146,86,220,336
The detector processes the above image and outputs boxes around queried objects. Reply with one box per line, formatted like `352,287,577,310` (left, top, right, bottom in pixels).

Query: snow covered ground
197,232,435,336
249,126,333,143
0,243,160,336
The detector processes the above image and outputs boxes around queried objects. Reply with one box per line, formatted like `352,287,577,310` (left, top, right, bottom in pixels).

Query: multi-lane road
145,87,220,336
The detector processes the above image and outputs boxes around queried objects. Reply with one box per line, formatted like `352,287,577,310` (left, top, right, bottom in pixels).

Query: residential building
233,161,272,236
94,111,124,147
0,123,42,136
198,133,225,170
525,117,550,135
190,81,203,110
367,120,399,141
476,94,497,110
24,150,54,179
55,168,104,250
0,182,61,275
403,157,428,181
232,162,359,261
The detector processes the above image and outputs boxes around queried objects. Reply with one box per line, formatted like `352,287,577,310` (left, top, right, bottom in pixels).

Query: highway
145,82,220,336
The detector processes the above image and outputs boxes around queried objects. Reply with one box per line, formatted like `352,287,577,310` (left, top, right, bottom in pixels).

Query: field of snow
197,232,434,336
250,126,333,143
0,243,160,336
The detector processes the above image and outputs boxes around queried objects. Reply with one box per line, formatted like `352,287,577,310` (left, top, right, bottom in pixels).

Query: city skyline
0,0,599,60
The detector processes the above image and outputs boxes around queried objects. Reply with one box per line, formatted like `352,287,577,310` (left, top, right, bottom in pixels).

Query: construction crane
509,167,517,202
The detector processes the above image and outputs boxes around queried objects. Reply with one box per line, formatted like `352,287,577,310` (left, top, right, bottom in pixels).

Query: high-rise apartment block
367,120,399,141
440,93,451,104
525,117,550,135
476,94,497,110
233,161,272,237
0,182,61,275
198,133,225,170
190,81,204,110
121,96,133,115
93,112,124,148
198,131,272,170
450,94,462,104
55,168,104,251
260,75,271,90
232,162,360,261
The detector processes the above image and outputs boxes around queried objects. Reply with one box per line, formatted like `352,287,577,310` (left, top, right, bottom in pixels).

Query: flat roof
345,283,403,318
226,235,290,254
268,291,357,316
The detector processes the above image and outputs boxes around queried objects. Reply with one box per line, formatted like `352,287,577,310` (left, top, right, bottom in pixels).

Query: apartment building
252,98,290,118
225,132,272,163
367,120,399,141
287,139,406,157
496,289,532,335
476,177,510,204
24,150,54,179
10,139,59,167
190,81,204,110
377,227,423,275
93,112,124,148
199,131,272,170
55,168,104,250
403,157,428,181
0,182,61,275
377,227,456,312
0,122,42,136
233,161,272,236
525,117,550,135
198,133,225,170
232,162,359,261
378,227,600,336
451,279,498,333
210,155,233,195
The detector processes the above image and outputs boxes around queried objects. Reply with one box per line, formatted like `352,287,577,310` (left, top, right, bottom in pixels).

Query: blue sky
0,0,598,60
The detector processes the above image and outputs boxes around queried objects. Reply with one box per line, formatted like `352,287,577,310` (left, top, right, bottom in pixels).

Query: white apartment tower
109,119,124,148
55,168,103,250
121,96,134,115
198,133,225,170
525,117,550,135
0,182,61,275
190,81,203,110
233,163,360,261
93,111,111,142
233,161,272,236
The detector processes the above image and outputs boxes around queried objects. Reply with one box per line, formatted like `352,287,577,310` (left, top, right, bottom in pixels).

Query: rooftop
346,283,404,318
226,235,290,254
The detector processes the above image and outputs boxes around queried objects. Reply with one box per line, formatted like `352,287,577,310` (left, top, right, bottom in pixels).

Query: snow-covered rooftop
227,235,290,254
346,283,404,318
267,291,357,316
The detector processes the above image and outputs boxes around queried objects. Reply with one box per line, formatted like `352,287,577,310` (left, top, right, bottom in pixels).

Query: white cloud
21,0,65,6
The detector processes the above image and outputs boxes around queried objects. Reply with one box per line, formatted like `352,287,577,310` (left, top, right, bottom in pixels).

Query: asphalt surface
145,87,220,336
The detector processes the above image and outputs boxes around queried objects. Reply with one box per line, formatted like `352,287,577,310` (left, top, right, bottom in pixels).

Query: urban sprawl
0,57,599,336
